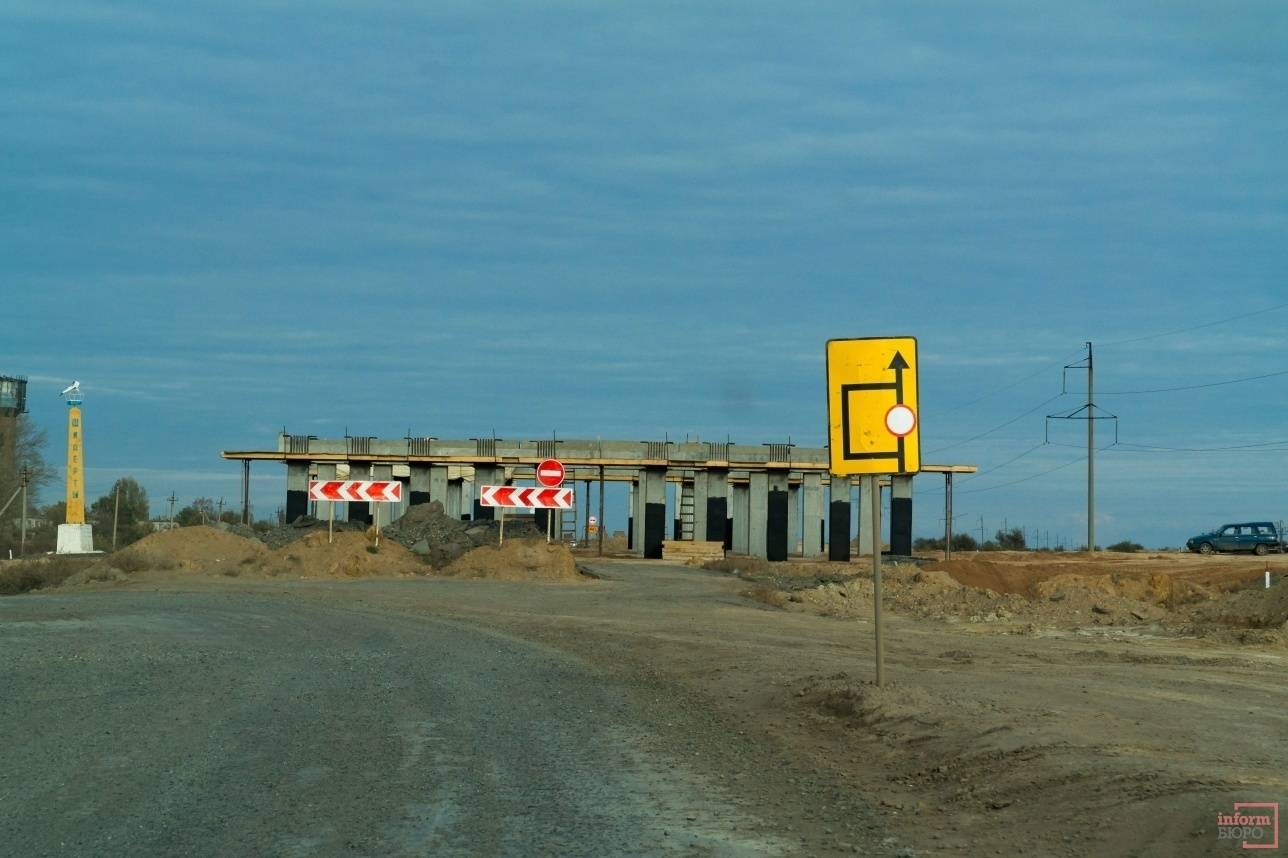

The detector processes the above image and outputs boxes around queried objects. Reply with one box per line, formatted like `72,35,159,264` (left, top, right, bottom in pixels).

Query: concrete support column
447,479,463,519
787,482,800,556
371,464,393,527
828,476,851,561
286,462,310,522
705,469,730,546
858,476,874,556
641,467,666,559
473,466,498,520
410,465,431,507
765,471,789,562
802,472,824,558
346,462,369,523
628,479,639,552
693,471,709,542
891,474,914,556
314,463,339,523
428,466,449,507
731,482,750,554
748,471,769,559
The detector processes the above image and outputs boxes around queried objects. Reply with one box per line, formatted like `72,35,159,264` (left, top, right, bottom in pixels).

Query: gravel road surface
0,590,833,857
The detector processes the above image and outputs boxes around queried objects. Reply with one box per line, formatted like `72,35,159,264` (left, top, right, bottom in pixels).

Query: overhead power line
1099,300,1288,347
1109,440,1288,453
926,393,1066,454
1098,368,1288,395
956,452,1092,496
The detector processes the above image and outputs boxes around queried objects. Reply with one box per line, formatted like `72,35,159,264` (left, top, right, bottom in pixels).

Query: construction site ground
1,537,1285,856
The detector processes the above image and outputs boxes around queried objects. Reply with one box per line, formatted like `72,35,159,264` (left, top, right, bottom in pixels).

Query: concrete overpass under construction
221,434,976,562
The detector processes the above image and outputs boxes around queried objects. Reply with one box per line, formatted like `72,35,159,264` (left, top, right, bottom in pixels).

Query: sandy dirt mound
1189,580,1288,629
440,539,585,582
258,531,425,578
720,553,1286,637
926,552,1275,597
786,563,1162,628
112,525,268,573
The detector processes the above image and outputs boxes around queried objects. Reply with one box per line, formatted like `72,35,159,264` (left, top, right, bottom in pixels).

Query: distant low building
150,519,178,532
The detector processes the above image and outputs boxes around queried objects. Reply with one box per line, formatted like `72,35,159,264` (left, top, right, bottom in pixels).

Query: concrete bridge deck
222,434,975,562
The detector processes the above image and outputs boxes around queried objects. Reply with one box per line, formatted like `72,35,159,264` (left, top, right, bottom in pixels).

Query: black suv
1186,522,1284,556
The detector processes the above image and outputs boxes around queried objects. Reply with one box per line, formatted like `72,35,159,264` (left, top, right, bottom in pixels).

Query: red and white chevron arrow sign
308,480,403,503
479,485,574,509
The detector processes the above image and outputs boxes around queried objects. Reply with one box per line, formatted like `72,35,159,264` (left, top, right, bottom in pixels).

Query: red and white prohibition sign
884,404,917,437
536,458,566,488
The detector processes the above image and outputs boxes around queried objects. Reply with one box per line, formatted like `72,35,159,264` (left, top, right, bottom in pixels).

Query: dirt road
0,586,871,857
2,559,1285,856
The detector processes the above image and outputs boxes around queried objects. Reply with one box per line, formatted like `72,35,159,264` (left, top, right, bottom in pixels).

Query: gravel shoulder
3,559,1285,856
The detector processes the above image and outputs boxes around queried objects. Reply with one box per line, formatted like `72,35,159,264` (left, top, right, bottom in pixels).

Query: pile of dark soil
382,502,541,568
253,516,368,550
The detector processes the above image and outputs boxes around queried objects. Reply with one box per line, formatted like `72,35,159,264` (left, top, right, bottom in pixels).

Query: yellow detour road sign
826,336,920,476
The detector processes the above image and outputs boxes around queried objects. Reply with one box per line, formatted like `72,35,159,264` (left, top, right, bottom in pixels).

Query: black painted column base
706,497,728,543
829,501,851,561
285,491,308,524
767,488,789,562
644,503,665,559
891,496,913,556
348,500,371,525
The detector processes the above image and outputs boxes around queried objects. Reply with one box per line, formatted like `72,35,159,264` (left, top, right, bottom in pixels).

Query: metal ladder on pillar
680,475,695,540
560,484,579,544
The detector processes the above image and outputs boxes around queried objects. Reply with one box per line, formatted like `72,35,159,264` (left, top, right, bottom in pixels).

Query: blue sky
4,2,1286,547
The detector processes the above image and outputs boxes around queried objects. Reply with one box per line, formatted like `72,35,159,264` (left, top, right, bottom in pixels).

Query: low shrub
0,557,83,596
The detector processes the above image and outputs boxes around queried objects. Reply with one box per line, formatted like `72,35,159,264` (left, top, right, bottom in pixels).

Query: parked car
1185,522,1284,556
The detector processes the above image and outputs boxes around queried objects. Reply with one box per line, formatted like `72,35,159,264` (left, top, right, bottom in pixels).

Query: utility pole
217,497,225,522
1047,342,1115,554
978,515,985,546
167,492,177,526
112,482,121,551
19,467,30,557
1087,341,1095,553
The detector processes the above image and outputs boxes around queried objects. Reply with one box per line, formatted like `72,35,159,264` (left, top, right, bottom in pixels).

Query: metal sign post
499,507,505,546
827,336,920,689
871,475,885,687
308,480,402,547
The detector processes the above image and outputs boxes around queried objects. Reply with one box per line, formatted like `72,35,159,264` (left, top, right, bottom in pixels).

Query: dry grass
741,584,790,609
0,557,85,596
108,549,155,573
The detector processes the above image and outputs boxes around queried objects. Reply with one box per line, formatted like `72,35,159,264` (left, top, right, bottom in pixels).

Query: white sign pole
499,506,506,546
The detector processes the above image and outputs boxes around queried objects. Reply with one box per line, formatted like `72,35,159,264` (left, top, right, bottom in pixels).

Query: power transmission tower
1047,342,1118,553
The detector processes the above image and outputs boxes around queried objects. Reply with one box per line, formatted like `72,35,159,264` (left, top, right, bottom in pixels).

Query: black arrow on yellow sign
840,350,911,473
